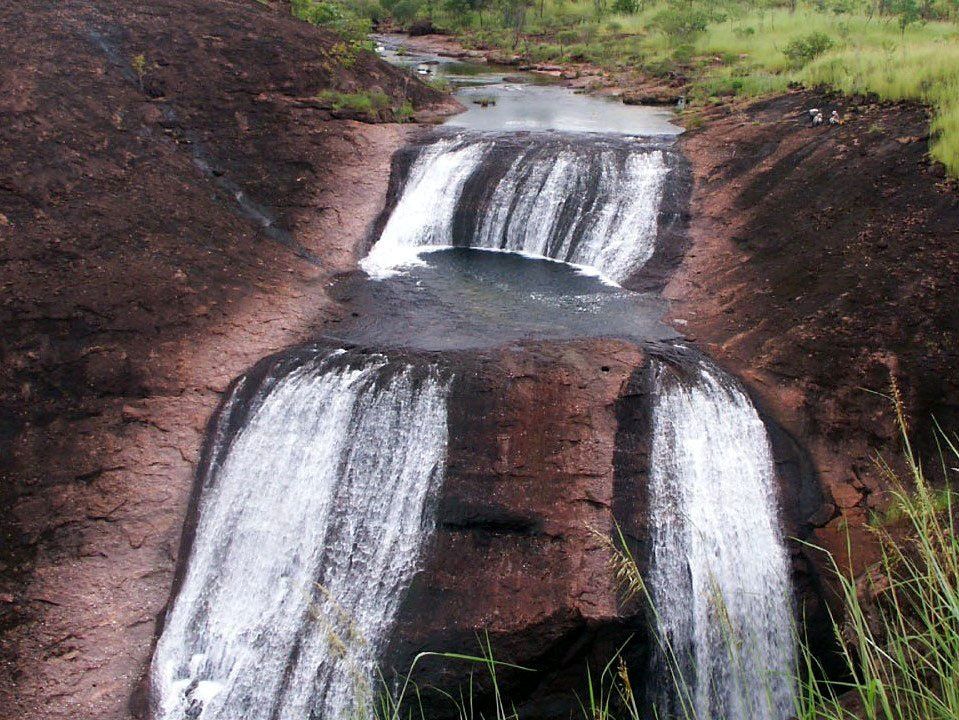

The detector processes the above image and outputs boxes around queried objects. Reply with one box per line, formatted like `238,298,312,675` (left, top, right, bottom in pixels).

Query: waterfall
646,357,795,720
362,136,490,277
362,134,670,284
150,351,450,720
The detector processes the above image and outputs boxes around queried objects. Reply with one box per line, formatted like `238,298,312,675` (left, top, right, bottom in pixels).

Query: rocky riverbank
389,29,959,581
0,0,451,716
670,91,959,580
4,9,959,720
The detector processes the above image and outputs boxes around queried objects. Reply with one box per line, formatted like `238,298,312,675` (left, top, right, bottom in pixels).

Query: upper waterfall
150,350,450,720
361,133,672,285
645,355,796,720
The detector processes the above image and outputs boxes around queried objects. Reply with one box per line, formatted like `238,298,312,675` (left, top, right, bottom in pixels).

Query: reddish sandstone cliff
0,0,447,716
671,91,959,580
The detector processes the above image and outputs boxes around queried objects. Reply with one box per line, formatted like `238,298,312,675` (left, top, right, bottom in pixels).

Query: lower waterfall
646,357,795,720
150,351,450,720
362,133,670,284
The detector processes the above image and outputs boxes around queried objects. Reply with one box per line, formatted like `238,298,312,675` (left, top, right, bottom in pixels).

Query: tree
891,0,921,32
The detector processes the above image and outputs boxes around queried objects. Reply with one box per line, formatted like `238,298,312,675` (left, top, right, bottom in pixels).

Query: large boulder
383,338,826,717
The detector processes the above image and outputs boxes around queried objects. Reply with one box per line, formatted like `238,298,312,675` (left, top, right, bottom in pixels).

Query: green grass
354,0,959,175
315,89,414,120
801,41,959,171
791,407,959,720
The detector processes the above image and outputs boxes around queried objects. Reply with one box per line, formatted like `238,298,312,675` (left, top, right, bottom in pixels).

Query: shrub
653,6,712,45
426,76,453,92
556,28,582,47
317,90,392,115
396,101,415,121
611,0,639,15
783,30,835,67
352,0,387,21
292,0,343,24
291,0,372,41
391,0,422,24
671,43,696,62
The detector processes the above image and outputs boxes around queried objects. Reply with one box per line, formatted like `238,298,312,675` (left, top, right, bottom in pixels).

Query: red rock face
380,341,825,717
384,341,647,717
670,91,959,601
0,0,449,716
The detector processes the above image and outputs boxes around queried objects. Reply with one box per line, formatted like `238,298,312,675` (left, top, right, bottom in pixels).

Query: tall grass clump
793,404,959,720
361,636,530,720
802,41,959,174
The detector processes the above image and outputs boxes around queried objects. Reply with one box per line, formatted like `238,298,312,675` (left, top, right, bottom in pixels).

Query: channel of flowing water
150,352,449,720
646,355,795,720
361,132,671,284
149,37,797,720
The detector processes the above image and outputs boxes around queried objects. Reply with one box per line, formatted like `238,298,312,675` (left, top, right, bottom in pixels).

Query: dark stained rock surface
670,91,959,583
380,340,824,718
0,0,450,716
388,340,647,716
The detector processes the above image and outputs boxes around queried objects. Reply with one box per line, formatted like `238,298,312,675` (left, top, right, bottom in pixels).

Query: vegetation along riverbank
286,0,959,177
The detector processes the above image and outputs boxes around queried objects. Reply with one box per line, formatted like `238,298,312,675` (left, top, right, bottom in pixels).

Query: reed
792,412,959,720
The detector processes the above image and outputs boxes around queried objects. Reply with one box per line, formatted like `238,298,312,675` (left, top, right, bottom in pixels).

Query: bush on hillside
653,5,712,44
783,30,835,67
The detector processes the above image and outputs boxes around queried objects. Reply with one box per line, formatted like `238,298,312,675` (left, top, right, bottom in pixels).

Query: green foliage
131,53,147,91
330,0,959,176
426,75,454,91
653,5,712,43
783,30,835,67
292,0,342,24
290,0,373,41
396,100,416,119
391,0,424,23
801,38,959,174
794,411,959,720
557,27,583,45
611,0,640,14
351,0,388,21
892,0,922,31
315,89,413,121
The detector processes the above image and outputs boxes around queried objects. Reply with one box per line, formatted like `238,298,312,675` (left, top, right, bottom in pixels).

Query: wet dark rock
378,340,825,719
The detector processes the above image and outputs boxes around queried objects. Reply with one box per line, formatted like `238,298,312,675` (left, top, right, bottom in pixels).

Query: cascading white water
647,357,795,720
150,351,449,720
362,137,490,278
361,134,669,284
474,147,667,280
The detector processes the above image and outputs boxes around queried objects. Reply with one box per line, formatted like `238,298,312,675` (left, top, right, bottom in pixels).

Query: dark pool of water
325,248,678,351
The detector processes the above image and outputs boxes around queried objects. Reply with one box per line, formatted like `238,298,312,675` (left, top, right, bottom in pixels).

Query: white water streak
362,138,489,278
151,353,449,720
647,358,795,720
362,136,669,284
